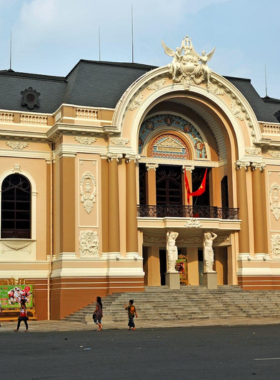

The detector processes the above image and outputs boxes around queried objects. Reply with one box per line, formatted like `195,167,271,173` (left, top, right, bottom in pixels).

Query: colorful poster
0,285,33,309
176,259,187,281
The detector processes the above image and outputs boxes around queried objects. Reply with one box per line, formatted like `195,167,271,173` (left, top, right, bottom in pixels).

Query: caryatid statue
166,231,179,273
203,232,217,273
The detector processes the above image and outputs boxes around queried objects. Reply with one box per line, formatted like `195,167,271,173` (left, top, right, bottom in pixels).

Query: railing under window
137,205,239,220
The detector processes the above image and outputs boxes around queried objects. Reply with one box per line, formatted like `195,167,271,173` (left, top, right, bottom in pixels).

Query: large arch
113,67,261,160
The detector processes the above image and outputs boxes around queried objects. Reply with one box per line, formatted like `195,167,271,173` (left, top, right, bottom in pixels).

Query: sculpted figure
166,231,179,272
199,48,216,84
203,232,217,272
161,41,183,81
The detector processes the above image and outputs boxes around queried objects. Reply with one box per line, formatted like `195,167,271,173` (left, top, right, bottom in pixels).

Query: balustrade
137,204,239,220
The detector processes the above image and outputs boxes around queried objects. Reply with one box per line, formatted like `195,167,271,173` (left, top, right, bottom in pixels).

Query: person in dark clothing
93,296,103,331
125,299,138,331
14,300,28,332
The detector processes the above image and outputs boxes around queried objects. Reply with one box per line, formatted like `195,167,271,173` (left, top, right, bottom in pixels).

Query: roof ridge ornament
161,35,215,90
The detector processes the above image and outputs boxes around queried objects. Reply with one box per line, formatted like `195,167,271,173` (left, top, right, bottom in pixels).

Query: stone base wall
238,276,280,290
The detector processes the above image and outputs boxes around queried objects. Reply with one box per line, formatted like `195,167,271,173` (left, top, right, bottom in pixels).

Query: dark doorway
159,250,167,285
156,165,182,205
192,167,210,206
198,249,204,285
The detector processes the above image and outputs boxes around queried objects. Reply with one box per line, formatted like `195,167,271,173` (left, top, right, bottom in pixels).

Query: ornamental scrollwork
184,218,202,228
80,171,96,214
231,101,244,121
75,136,97,145
110,137,129,146
268,150,280,158
271,235,280,257
208,82,225,96
6,141,29,150
147,79,166,91
79,230,99,257
128,93,143,111
245,147,261,155
270,182,280,221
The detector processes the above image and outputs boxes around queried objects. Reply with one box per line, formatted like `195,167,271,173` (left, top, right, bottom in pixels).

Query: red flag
184,170,191,204
185,169,208,202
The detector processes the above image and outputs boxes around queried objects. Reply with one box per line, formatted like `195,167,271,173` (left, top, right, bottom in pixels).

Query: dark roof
0,60,279,122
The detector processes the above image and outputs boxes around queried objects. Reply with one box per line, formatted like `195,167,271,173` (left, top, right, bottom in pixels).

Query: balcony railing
137,205,239,220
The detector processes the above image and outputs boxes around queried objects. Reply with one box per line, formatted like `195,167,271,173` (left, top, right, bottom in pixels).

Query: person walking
125,299,138,331
93,296,103,331
14,300,28,332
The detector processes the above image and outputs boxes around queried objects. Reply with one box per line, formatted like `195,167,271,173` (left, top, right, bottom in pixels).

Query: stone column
182,166,193,206
251,162,267,255
101,158,109,255
146,163,158,205
125,154,139,257
146,246,161,286
60,155,76,256
107,153,122,255
235,161,250,255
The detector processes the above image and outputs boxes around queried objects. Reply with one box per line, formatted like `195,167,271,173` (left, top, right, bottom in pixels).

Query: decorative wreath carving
80,171,96,214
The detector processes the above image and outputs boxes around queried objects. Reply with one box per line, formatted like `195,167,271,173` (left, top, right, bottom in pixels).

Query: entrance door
159,250,167,285
156,165,182,205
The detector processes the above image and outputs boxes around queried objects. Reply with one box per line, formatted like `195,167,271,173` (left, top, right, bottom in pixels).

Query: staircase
65,286,280,324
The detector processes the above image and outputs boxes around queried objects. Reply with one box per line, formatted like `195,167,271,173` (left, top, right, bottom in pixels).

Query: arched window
1,174,31,239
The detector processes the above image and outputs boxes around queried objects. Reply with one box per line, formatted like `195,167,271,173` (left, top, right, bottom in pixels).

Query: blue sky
0,0,279,98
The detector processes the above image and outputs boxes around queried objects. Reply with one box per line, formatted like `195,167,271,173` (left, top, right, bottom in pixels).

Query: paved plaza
1,322,280,379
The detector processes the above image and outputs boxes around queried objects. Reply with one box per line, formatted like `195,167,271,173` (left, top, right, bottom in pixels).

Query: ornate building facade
1,36,280,319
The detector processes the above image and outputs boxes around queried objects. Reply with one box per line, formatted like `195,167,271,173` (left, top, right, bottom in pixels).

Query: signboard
176,259,187,281
0,285,33,309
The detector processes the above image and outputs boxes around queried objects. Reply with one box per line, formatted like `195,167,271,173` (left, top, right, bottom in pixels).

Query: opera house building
1,36,280,320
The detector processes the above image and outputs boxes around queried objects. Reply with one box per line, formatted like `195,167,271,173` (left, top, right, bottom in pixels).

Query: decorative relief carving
143,235,163,244
12,164,21,173
79,231,99,257
177,236,202,244
106,153,123,162
184,218,202,228
231,101,244,121
268,150,280,158
162,35,215,90
129,92,143,111
80,171,96,214
147,79,166,91
111,137,129,146
270,182,280,221
75,136,97,145
2,241,31,251
235,161,250,171
245,147,261,155
251,162,266,172
208,82,225,96
271,235,280,257
6,141,29,150
125,154,141,163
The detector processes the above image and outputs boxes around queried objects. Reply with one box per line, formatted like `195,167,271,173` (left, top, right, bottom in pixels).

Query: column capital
125,154,141,163
182,165,195,173
251,162,266,172
106,152,123,162
146,163,159,171
235,160,250,171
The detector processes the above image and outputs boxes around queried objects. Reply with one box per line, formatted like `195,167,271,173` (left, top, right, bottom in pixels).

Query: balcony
137,205,239,220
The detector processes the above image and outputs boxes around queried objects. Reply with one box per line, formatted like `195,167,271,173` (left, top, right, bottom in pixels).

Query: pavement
1,316,280,332
1,325,280,380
